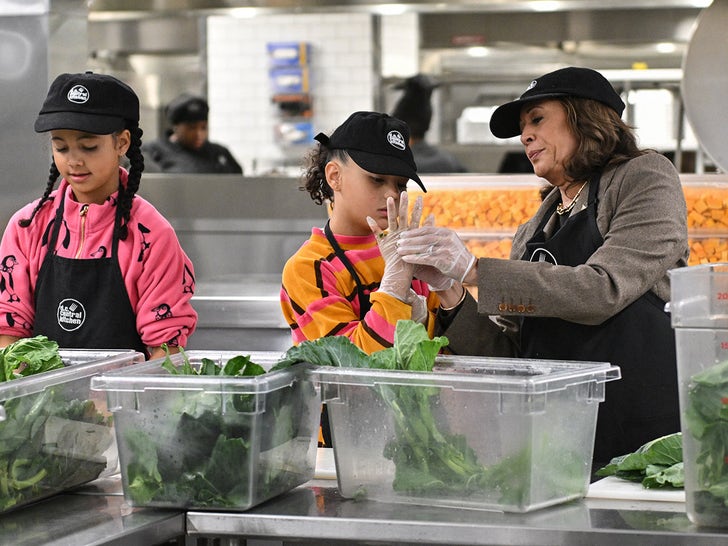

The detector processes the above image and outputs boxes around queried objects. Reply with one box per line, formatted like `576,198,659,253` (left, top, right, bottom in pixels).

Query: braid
116,125,144,241
18,162,60,228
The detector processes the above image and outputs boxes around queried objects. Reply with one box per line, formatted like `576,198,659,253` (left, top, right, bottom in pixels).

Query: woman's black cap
34,71,139,134
489,67,626,138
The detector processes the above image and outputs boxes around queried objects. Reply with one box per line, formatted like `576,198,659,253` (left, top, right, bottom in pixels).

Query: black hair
300,143,348,205
19,123,145,241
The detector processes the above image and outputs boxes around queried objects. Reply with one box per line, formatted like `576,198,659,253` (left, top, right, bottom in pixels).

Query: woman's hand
409,214,455,291
367,192,423,302
397,225,477,283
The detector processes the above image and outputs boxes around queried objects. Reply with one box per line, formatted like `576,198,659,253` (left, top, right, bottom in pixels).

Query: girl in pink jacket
0,72,197,359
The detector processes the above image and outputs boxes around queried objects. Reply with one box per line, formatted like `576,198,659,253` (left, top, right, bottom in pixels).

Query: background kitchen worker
395,67,689,468
391,74,467,173
142,93,243,174
0,72,198,360
280,111,466,446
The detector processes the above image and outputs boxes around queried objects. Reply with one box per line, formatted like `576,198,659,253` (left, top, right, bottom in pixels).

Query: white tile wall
207,13,420,175
207,13,377,175
380,13,419,78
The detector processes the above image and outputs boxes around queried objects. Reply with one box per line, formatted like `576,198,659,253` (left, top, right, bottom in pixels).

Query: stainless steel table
186,480,728,546
5,475,728,545
0,476,185,546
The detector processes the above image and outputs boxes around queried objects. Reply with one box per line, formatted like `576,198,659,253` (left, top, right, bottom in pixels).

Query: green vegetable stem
0,337,110,512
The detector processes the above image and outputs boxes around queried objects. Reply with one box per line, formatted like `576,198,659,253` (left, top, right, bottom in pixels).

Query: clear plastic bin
309,355,620,513
0,349,144,513
91,351,319,511
670,263,728,527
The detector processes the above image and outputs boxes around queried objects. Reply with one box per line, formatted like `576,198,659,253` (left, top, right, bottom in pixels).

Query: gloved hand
397,225,476,283
410,215,455,291
414,264,455,291
367,192,423,303
409,291,429,324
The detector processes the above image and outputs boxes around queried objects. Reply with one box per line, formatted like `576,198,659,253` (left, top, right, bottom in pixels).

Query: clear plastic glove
397,225,476,283
410,215,455,291
414,264,455,291
367,192,423,302
410,291,429,324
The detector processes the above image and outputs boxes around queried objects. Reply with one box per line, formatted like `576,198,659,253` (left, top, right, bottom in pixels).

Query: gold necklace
555,181,587,216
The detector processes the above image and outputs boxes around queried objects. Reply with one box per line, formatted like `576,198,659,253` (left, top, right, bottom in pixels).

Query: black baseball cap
35,71,139,134
489,67,626,138
166,94,209,125
314,111,425,192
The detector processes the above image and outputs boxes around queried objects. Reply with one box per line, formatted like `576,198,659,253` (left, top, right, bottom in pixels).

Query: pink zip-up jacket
0,168,197,348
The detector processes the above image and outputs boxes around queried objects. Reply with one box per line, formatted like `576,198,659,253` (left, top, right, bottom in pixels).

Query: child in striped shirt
280,111,465,355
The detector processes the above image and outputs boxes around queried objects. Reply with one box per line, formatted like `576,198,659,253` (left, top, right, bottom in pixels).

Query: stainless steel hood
88,0,711,16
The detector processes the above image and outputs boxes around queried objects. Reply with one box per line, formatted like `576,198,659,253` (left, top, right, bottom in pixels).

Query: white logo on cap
67,85,89,104
525,80,538,92
387,130,406,151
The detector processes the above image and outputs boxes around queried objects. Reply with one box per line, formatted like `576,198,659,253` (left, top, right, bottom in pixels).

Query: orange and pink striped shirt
280,227,439,354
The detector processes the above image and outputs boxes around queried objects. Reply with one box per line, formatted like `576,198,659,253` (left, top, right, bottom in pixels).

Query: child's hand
367,192,421,302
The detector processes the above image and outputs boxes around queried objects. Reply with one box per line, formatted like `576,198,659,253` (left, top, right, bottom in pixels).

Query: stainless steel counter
187,480,728,546
0,477,185,546
189,274,292,351
4,474,728,545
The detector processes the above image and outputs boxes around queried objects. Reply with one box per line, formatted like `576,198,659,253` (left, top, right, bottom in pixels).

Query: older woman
396,67,689,466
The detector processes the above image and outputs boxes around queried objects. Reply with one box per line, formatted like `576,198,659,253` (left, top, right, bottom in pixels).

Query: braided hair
18,123,145,240
17,162,60,228
116,124,144,240
300,144,349,205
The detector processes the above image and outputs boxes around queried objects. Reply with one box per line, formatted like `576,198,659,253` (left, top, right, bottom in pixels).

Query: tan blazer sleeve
475,153,688,325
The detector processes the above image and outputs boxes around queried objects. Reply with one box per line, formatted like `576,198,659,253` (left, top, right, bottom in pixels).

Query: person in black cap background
395,66,689,470
142,93,242,174
391,74,467,173
0,72,197,360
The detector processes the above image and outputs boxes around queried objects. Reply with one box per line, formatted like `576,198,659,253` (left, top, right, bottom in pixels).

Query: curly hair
19,124,144,241
299,144,349,205
560,97,646,183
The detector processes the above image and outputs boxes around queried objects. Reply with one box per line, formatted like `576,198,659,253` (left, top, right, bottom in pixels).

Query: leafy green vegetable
682,358,728,517
122,347,315,508
596,433,684,488
280,320,585,506
0,383,112,512
0,336,63,382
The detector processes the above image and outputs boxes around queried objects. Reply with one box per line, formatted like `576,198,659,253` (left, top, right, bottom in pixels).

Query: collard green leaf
271,335,369,370
0,336,63,382
595,432,684,489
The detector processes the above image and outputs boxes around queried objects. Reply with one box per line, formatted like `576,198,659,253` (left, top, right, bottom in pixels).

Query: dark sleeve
221,148,243,174
435,293,518,357
141,141,164,173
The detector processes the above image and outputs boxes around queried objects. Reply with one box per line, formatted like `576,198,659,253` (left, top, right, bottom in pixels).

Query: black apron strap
323,220,372,319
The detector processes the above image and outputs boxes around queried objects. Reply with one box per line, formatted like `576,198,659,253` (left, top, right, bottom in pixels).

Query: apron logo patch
57,298,86,331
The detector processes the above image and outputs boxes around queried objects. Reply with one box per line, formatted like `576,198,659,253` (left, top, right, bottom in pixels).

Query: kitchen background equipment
682,0,728,173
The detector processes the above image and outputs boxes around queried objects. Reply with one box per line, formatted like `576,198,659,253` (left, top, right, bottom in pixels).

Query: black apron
33,188,147,355
520,173,680,465
320,220,375,446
